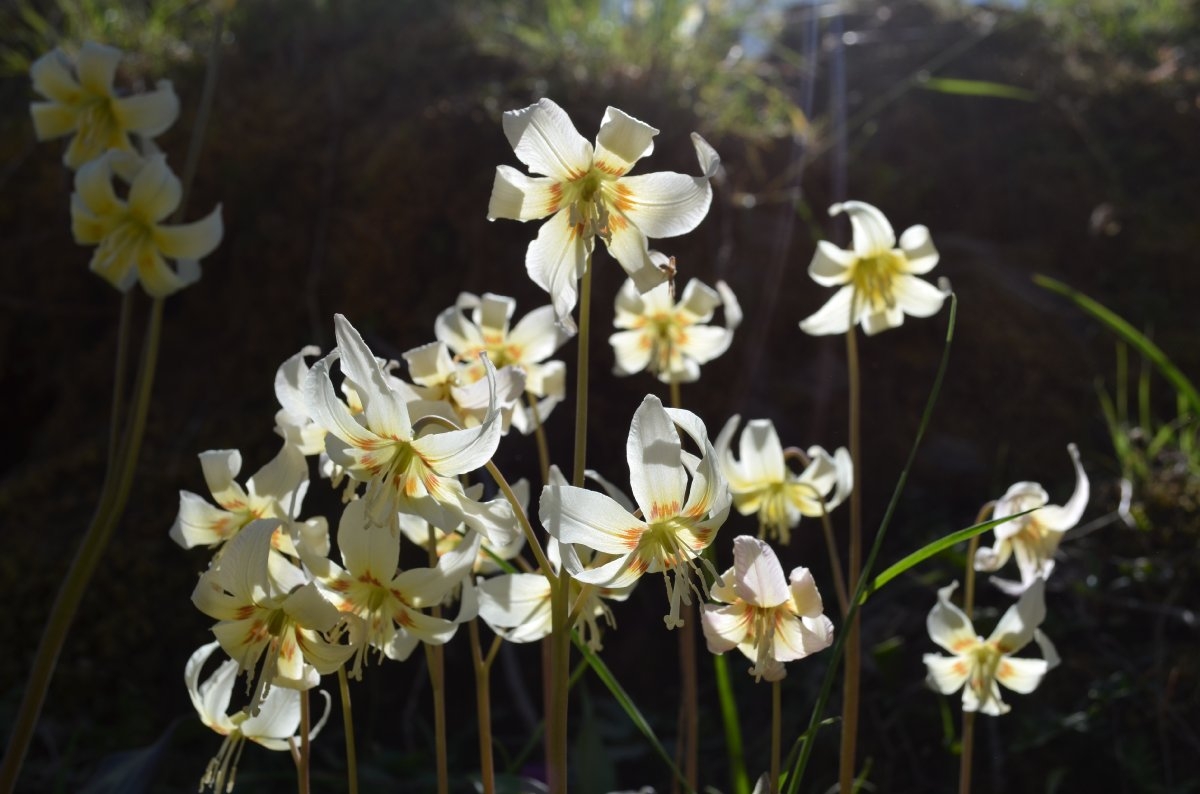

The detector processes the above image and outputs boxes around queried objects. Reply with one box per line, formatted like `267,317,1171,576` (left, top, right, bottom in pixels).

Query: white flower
273,345,329,457
610,266,741,383
403,339,528,432
799,201,945,336
975,444,1089,595
923,578,1059,716
701,536,834,681
29,41,179,169
488,98,720,330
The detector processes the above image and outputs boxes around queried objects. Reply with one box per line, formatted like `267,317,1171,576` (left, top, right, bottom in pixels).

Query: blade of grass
917,76,1036,101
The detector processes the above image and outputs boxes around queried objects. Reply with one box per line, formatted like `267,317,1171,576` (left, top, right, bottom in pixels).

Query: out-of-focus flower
186,641,331,793
403,340,527,432
488,98,720,330
540,394,729,629
29,41,179,169
715,416,851,545
71,151,223,296
399,479,529,577
609,266,741,383
274,345,328,457
701,536,834,681
435,292,571,433
799,201,945,336
922,578,1059,716
975,444,1089,595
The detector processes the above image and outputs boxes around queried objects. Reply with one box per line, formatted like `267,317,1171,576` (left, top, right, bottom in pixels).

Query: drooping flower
923,578,1059,716
609,265,741,383
974,444,1089,595
701,536,834,681
540,394,730,629
799,201,945,336
403,339,528,432
398,479,529,578
434,292,572,433
71,150,223,296
185,641,331,793
715,416,851,545
273,345,328,457
29,41,179,169
488,98,720,329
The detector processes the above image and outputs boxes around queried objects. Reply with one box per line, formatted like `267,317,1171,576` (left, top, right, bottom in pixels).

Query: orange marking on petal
607,214,628,233
612,183,635,212
619,527,643,550
649,501,681,521
952,660,968,677
546,183,563,214
630,556,650,575
396,609,415,629
234,605,258,620
998,661,1015,681
951,638,976,653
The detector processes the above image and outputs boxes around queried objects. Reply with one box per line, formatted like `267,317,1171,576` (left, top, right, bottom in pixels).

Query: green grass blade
712,652,750,794
917,76,1036,101
785,294,959,793
1034,275,1200,416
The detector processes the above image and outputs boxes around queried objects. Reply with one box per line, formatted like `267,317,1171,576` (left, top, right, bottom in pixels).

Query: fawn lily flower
403,339,528,432
715,416,852,545
399,479,529,577
300,499,480,666
71,150,223,296
540,394,730,629
29,41,179,169
975,444,1089,595
192,520,358,706
304,314,517,548
274,345,329,457
799,201,945,336
186,641,331,793
701,536,834,681
488,98,720,330
171,443,310,554
610,268,742,383
435,292,571,434
923,578,1059,716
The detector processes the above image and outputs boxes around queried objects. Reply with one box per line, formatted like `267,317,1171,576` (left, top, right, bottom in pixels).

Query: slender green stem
818,506,850,618
669,378,682,412
839,325,863,793
666,376,697,791
713,652,750,794
107,291,133,471
337,665,359,794
959,513,986,794
470,620,497,794
549,569,572,794
771,680,782,794
297,688,311,794
426,526,449,794
176,11,224,222
572,253,593,488
526,390,551,486
484,460,555,584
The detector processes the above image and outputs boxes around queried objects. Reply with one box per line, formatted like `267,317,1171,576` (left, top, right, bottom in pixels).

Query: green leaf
1034,274,1200,416
918,76,1036,101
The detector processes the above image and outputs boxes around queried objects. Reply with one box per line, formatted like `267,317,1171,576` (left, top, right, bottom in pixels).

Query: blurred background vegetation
1,0,1197,792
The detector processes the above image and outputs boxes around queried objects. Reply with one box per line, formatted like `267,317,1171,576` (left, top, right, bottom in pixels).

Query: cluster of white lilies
20,40,1093,794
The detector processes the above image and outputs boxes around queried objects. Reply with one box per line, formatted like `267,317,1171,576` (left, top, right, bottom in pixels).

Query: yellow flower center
75,96,123,162
849,250,906,313
757,483,793,545
93,217,150,282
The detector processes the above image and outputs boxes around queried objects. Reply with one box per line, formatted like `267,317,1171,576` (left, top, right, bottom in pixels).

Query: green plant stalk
573,253,594,488
297,687,311,794
771,680,782,794
667,373,698,792
484,460,555,584
785,295,958,794
337,665,359,794
107,291,133,471
427,526,449,794
817,497,850,618
176,11,224,221
470,620,497,794
712,651,750,794
527,390,552,485
0,297,164,790
958,530,983,794
839,323,863,794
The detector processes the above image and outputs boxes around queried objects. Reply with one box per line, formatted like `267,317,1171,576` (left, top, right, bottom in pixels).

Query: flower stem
667,376,698,792
427,527,449,794
572,252,593,488
484,460,555,585
298,688,311,794
337,665,359,794
959,507,989,794
712,652,750,794
107,291,133,471
470,620,497,794
839,324,863,793
771,680,783,794
176,10,224,222
526,390,551,485
818,503,850,618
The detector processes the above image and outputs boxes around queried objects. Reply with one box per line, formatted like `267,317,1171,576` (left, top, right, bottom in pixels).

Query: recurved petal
799,285,855,336
507,304,571,363
154,205,223,260
526,208,590,329
198,449,245,507
923,653,970,695
892,275,946,319
611,170,713,239
732,536,790,607
335,499,398,579
488,166,564,221
304,355,384,450
75,41,122,96
678,325,733,366
926,581,978,655
775,611,834,660
185,641,237,731
112,80,179,137
996,656,1049,694
136,247,196,297
128,154,181,223
808,241,856,287
610,329,652,376
737,419,786,486
501,98,592,182
898,224,939,274
675,278,721,323
239,684,302,743
171,491,237,549
333,314,412,440
477,573,553,635
540,484,644,554
30,101,77,140
1036,443,1089,531
627,394,686,518
73,153,120,215
30,49,80,104
434,301,484,354
410,357,502,474
593,106,658,176
282,582,340,633
789,566,826,618
605,216,667,294
831,200,896,258
988,577,1046,654
701,602,752,653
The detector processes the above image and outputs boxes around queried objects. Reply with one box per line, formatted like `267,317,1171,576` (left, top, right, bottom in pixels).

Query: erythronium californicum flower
540,394,730,629
191,520,359,696
398,479,530,577
304,314,517,548
299,499,480,668
29,41,179,169
487,98,720,330
71,150,223,296
715,416,852,545
435,292,571,434
975,444,1089,596
186,641,331,793
609,265,742,383
701,535,834,681
171,442,311,554
799,201,945,336
923,578,1060,716
274,345,328,457
403,340,527,432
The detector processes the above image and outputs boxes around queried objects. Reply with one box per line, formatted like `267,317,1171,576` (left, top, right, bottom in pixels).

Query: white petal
923,653,969,695
30,101,77,140
506,304,571,363
996,656,1049,694
501,98,593,182
336,499,398,579
892,275,946,319
526,208,590,329
304,355,385,450
171,491,236,549
605,215,667,294
808,241,856,287
701,602,752,653
410,357,502,474
899,224,939,275
199,449,244,508
275,346,321,417
789,566,826,618
75,41,122,96
609,170,713,239
73,153,120,216
627,394,686,518
282,582,340,633
213,519,281,603
831,200,896,258
610,329,652,376
799,285,855,336
674,278,721,323
775,611,834,660
333,315,413,439
987,577,1046,654
737,419,786,487
434,300,484,354
732,536,790,607
241,684,302,742
487,166,563,221
613,277,648,328
477,573,552,636
30,48,80,104
474,293,516,334
926,581,979,655
539,484,644,554
1036,443,1089,530
112,80,179,137
128,154,181,223
153,205,223,260
185,641,235,730
593,106,658,176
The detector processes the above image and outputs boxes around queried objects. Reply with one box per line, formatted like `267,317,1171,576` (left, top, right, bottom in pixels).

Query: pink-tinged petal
74,41,122,96
627,395,686,519
701,602,753,652
30,49,81,104
732,536,790,607
899,224,939,274
926,581,979,655
526,207,590,330
540,484,645,554
73,153,120,215
609,170,712,239
112,80,179,137
332,314,413,439
603,212,667,294
153,205,223,260
30,101,77,140
831,200,895,258
923,653,970,695
996,656,1049,694
892,275,946,319
808,241,856,287
1036,443,1089,531
127,154,181,223
789,567,826,618
774,611,834,661
507,304,571,363
799,285,855,336
488,166,564,221
593,106,658,176
610,329,653,376
501,98,592,181
171,491,237,549
988,577,1046,654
